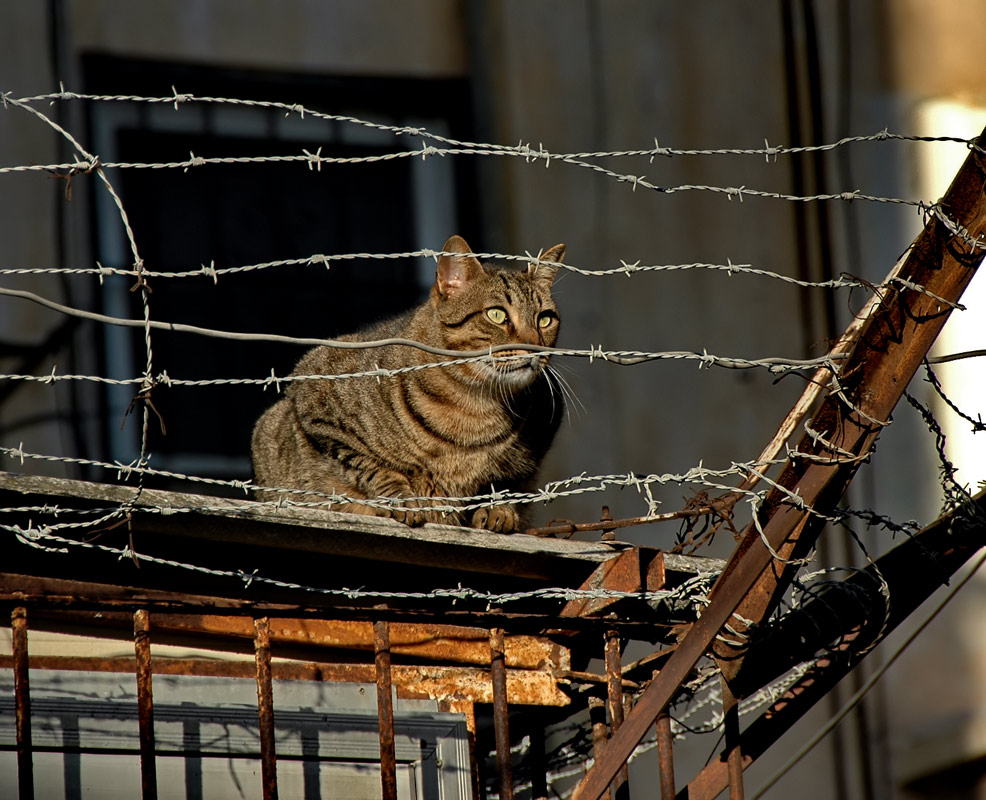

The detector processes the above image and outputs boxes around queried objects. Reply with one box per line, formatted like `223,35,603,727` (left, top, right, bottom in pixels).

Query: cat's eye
537,311,557,329
486,307,508,324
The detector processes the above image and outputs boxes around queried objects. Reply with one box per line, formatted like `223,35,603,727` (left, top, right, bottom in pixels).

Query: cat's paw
470,505,520,533
390,504,427,527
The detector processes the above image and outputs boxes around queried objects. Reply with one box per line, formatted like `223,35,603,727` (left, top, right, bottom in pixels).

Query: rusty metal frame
572,127,986,800
604,631,629,800
1,578,594,799
681,488,986,799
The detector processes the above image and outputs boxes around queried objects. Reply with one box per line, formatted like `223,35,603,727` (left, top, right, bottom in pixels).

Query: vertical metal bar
133,609,157,800
254,617,278,800
604,631,629,799
374,620,398,800
600,505,615,542
12,607,34,800
655,692,675,800
587,697,611,800
722,681,744,799
655,712,675,798
490,627,514,800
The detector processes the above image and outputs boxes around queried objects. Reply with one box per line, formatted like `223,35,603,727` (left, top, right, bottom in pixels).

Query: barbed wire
0,251,875,288
4,89,984,158
5,88,986,799
0,440,774,513
0,144,958,208
4,90,986,255
0,283,850,376
2,89,980,544
0,251,970,310
2,510,718,613
0,100,979,572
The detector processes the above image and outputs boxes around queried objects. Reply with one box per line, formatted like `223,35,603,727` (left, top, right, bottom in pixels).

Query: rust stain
394,663,569,706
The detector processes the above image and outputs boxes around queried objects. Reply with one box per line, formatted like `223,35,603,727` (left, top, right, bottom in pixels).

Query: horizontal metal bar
0,572,689,637
0,654,571,706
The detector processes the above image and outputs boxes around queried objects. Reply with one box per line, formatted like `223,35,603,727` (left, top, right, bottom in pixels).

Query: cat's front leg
470,504,521,533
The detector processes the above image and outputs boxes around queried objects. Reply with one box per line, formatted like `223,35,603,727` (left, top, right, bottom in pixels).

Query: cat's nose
517,328,540,347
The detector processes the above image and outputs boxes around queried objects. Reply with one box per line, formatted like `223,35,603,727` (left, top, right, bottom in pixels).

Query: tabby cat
251,234,566,532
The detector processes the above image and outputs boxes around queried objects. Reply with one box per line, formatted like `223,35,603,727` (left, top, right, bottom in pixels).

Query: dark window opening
82,55,478,491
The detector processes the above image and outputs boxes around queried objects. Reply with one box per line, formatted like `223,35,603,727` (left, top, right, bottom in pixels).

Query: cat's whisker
544,368,568,424
558,368,585,414
545,363,583,423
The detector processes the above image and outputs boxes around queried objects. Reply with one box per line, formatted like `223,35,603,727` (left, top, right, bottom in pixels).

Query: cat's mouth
485,350,547,387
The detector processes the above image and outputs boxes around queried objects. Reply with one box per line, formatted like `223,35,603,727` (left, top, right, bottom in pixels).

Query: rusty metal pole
490,627,514,800
604,631,629,799
12,607,34,800
374,620,398,800
721,682,744,799
134,609,158,800
655,702,675,800
254,617,278,800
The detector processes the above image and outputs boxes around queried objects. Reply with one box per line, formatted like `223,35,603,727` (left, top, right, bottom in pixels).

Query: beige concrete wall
69,0,468,77
882,0,986,102
2,5,67,474
469,1,811,529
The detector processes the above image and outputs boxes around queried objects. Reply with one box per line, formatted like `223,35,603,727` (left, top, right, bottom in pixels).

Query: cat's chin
490,360,543,390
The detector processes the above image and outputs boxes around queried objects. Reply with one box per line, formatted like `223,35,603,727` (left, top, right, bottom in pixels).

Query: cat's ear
529,243,566,285
437,235,483,298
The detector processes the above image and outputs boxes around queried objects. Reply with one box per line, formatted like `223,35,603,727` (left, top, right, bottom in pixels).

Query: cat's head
432,234,564,389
